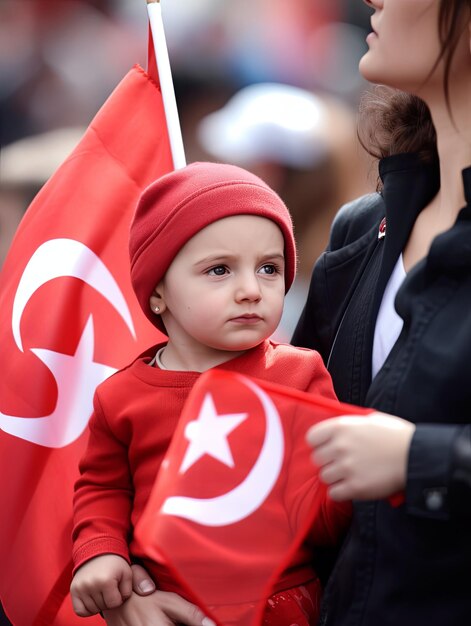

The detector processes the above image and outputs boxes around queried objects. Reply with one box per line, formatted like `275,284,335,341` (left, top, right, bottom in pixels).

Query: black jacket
292,153,471,626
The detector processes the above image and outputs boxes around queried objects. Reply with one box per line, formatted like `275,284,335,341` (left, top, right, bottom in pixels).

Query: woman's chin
358,55,380,84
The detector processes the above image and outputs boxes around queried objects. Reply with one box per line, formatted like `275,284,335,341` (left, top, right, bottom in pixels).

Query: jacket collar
463,166,471,206
426,165,471,272
378,155,471,273
359,154,440,398
378,153,440,259
372,154,440,318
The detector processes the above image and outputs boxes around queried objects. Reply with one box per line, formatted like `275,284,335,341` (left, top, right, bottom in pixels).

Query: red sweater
73,340,350,596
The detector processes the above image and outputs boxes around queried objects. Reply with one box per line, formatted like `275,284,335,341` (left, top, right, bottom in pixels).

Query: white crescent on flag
0,238,135,448
161,377,285,526
12,238,136,351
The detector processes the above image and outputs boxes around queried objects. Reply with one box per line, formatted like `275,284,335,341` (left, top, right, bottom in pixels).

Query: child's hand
70,554,133,617
306,412,415,501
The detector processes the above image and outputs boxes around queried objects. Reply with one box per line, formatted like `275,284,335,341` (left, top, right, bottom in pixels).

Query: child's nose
235,272,262,302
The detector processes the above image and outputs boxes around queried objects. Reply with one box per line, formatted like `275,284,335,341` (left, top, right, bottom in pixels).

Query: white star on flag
179,393,248,474
0,316,116,448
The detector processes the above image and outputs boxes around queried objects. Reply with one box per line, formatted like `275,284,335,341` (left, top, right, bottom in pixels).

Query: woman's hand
103,590,215,626
130,563,158,596
306,412,415,501
102,564,216,626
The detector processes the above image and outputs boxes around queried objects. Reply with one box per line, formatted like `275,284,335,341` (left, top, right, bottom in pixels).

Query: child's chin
229,339,266,352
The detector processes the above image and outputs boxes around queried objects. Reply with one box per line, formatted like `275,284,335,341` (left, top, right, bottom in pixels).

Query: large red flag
135,370,369,626
0,62,173,624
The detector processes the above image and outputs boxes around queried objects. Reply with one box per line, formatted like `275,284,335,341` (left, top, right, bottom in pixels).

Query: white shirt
372,254,406,379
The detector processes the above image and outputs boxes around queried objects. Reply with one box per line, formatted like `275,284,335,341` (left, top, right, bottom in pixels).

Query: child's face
155,214,286,355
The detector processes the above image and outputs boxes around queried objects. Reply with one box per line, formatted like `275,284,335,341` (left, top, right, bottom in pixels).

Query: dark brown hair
358,0,470,163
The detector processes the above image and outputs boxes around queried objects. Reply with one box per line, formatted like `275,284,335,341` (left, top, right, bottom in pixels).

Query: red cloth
133,367,361,626
73,340,351,622
0,65,171,625
262,581,322,626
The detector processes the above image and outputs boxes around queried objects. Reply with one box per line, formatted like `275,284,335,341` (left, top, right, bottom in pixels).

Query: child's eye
207,265,228,276
259,264,278,275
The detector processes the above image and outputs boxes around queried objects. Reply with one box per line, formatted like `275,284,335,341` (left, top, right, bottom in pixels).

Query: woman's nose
363,0,383,9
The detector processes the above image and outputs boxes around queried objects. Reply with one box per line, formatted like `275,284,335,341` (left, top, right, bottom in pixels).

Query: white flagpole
147,0,186,170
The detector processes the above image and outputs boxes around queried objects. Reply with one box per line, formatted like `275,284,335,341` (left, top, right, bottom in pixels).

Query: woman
294,0,471,624
105,1,471,624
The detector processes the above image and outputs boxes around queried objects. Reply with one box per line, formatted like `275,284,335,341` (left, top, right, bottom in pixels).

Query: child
70,162,350,625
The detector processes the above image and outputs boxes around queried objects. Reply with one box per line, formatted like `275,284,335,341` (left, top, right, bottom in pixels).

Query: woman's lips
366,31,378,44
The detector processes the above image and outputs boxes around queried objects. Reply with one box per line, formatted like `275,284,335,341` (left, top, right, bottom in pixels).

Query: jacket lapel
328,154,440,405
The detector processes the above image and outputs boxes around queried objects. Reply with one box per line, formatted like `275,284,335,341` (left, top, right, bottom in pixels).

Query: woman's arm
406,423,471,519
308,416,471,519
306,412,415,501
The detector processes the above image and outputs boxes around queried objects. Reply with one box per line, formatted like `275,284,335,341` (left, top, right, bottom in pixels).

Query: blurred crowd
0,0,375,336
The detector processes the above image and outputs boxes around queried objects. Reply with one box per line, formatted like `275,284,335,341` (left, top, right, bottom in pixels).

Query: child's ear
149,286,166,316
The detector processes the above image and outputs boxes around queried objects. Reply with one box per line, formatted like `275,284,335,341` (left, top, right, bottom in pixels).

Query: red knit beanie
129,161,297,331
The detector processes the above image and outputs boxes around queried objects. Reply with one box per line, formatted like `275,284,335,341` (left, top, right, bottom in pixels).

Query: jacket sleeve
72,392,133,574
291,253,331,358
406,423,471,520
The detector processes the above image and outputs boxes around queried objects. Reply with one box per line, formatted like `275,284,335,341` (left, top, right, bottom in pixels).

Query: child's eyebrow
258,253,285,264
266,252,285,259
193,253,235,266
194,252,285,266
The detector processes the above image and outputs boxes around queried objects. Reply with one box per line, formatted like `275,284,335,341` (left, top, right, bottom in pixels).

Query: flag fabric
0,62,172,624
135,369,370,626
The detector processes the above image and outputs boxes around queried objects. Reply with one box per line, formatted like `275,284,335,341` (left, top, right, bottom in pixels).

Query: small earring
154,306,160,313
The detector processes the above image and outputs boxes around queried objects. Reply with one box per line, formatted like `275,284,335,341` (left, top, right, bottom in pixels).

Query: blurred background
0,0,376,344
0,1,374,622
